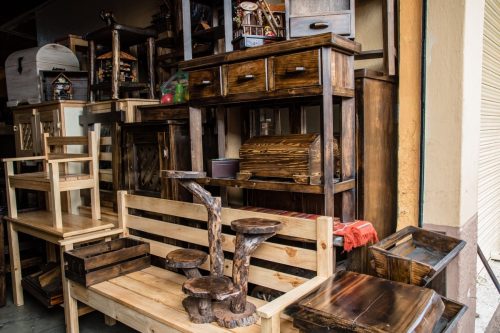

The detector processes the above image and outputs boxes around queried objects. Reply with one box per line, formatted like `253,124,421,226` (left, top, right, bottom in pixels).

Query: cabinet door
13,109,38,156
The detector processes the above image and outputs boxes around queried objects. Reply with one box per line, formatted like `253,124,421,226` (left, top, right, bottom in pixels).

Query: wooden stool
165,249,207,278
214,218,282,328
182,276,238,324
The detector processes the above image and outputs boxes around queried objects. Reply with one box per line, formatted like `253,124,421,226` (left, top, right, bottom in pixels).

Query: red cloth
333,220,379,252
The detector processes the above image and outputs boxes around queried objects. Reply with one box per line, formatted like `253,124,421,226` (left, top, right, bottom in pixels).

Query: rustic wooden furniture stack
2,131,116,312
179,32,359,225
63,190,334,333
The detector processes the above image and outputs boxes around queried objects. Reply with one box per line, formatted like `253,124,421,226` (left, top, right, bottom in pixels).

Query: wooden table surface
291,270,445,332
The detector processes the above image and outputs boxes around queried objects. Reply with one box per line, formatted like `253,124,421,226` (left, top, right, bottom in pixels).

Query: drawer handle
237,74,255,81
195,80,212,87
286,67,306,75
310,22,329,30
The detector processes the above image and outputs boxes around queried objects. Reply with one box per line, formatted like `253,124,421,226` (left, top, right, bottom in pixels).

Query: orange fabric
333,220,379,252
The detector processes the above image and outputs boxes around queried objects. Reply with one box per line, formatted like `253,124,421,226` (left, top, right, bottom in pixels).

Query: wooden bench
62,191,334,333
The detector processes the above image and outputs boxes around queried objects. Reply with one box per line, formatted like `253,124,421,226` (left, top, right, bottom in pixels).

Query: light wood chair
4,131,101,229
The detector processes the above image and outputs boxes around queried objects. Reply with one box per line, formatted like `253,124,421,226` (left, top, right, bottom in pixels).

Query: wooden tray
433,297,468,333
64,238,150,287
370,226,466,286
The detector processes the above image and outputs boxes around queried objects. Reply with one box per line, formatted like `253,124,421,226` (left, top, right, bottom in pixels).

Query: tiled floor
475,259,500,333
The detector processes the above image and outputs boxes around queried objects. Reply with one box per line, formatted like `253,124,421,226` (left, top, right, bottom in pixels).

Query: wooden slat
46,136,89,145
127,215,317,271
100,136,112,145
99,169,113,183
125,194,317,241
100,152,112,161
129,235,307,293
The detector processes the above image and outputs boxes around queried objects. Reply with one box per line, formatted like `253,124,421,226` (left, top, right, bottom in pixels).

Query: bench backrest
42,132,96,161
117,191,333,293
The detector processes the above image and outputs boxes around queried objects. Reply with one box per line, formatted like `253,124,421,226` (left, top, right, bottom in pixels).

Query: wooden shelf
4,211,114,239
196,177,355,194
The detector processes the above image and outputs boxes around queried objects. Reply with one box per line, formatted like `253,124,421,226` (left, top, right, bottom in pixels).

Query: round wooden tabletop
230,218,283,234
165,249,207,269
161,170,207,179
182,276,238,301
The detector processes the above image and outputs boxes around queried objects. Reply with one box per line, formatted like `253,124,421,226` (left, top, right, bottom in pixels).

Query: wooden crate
369,226,466,286
64,238,150,287
237,134,321,185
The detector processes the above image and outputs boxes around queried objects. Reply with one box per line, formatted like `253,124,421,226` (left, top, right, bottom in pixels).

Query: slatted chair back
117,191,334,294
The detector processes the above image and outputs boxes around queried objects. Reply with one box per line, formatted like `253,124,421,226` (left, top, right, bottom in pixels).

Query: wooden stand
213,218,282,328
165,249,207,278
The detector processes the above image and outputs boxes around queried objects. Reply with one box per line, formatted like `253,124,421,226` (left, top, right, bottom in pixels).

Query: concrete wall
35,0,158,45
423,0,485,331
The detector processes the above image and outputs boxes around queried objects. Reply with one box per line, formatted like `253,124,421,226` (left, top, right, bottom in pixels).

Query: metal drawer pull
195,80,212,87
238,74,255,81
310,22,329,29
286,67,306,74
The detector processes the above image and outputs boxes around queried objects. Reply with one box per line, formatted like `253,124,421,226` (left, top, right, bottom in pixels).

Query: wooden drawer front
272,49,320,91
289,14,352,38
188,68,221,100
226,59,266,95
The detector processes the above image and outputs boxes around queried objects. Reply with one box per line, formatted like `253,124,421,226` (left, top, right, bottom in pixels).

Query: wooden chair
4,132,101,229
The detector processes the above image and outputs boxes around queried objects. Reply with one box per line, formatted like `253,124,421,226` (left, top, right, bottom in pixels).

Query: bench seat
70,266,298,333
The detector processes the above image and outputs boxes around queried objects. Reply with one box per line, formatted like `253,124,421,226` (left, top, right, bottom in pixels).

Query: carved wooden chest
237,134,321,185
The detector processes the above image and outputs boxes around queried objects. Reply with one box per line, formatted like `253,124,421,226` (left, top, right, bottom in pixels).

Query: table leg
7,221,23,305
61,243,79,333
0,218,5,307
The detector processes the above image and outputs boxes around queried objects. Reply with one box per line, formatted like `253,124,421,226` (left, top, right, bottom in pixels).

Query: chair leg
61,244,79,333
7,222,23,306
49,163,63,228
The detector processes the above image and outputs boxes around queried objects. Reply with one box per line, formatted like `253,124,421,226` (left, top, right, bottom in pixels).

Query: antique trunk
237,134,321,185
5,44,79,104
64,238,150,287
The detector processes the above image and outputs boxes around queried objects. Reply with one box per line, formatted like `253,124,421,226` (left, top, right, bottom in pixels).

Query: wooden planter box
64,238,150,287
370,226,466,286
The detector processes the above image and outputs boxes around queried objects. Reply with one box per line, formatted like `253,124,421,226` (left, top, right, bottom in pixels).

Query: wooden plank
49,162,63,229
61,243,79,333
382,0,397,75
316,216,334,277
46,136,88,145
5,211,114,238
341,97,356,222
130,236,307,293
100,136,112,145
100,152,112,161
189,107,203,172
5,161,18,219
127,215,317,271
125,194,317,241
7,221,23,306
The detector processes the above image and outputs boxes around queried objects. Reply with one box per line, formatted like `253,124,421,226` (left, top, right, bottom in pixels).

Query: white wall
36,0,159,46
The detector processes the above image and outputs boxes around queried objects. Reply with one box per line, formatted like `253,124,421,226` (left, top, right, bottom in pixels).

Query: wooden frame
63,191,334,333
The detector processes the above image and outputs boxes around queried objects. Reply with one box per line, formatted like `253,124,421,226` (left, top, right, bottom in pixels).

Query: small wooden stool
165,249,207,279
214,218,282,328
182,276,238,324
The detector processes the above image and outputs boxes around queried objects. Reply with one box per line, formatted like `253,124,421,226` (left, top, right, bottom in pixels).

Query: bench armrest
256,275,327,319
59,228,124,247
2,156,46,163
48,156,93,164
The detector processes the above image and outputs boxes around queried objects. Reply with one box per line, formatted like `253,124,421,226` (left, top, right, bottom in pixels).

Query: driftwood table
291,270,449,333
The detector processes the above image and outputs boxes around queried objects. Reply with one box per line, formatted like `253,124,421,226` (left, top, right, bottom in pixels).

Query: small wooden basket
369,226,466,286
64,238,150,287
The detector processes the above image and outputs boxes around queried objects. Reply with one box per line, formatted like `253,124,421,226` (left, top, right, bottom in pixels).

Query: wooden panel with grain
238,134,322,185
331,51,355,96
188,67,221,100
226,59,267,95
271,49,320,91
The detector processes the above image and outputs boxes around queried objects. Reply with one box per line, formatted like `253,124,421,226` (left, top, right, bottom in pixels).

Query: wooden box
237,134,321,185
370,226,466,286
64,238,150,287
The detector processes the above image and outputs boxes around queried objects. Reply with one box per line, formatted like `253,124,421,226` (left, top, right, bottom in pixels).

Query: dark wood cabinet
355,69,397,239
122,121,191,201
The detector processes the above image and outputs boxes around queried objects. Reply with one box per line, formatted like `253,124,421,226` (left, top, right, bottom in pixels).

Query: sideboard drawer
289,14,352,38
188,67,221,100
226,59,267,95
272,49,320,91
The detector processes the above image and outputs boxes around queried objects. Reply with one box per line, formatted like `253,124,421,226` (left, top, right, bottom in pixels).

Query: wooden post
0,217,5,307
88,40,96,102
60,243,79,333
7,222,23,306
341,98,356,222
382,0,397,76
49,162,63,229
321,47,335,218
146,37,156,99
181,0,192,60
5,161,17,219
111,29,120,100
223,0,233,52
189,107,203,172
88,130,101,220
